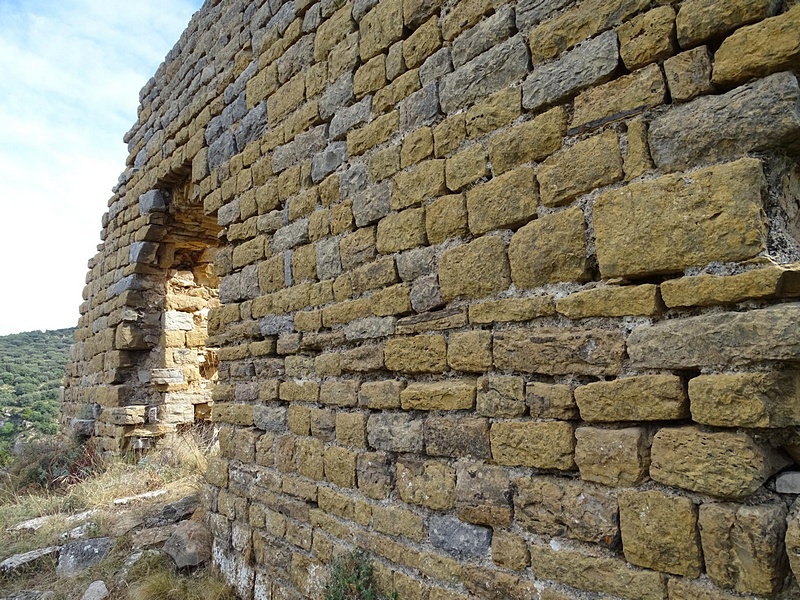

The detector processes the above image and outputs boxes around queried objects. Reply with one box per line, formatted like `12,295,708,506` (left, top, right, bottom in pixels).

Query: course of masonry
61,0,800,597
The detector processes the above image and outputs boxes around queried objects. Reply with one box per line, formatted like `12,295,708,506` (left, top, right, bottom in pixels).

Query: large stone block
617,6,677,71
689,371,800,428
359,0,403,60
397,458,456,510
618,490,702,577
528,543,667,600
593,158,767,279
490,421,575,470
514,476,619,546
713,5,800,87
367,413,424,453
430,515,492,560
527,0,647,63
556,284,660,319
699,502,789,596
628,304,800,369
439,35,529,114
676,0,779,49
466,166,537,235
384,334,447,373
650,426,791,498
425,416,491,459
400,380,475,411
575,426,650,487
648,73,800,172
438,236,511,302
508,207,589,288
487,106,566,175
574,375,688,422
572,63,667,129
493,328,625,377
456,463,511,527
522,30,619,112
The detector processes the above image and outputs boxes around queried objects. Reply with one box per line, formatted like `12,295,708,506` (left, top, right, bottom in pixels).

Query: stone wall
62,0,800,597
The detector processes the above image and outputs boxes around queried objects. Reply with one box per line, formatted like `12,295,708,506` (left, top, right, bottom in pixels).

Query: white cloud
0,0,204,335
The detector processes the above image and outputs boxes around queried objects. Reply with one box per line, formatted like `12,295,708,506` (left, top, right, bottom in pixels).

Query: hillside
0,327,75,463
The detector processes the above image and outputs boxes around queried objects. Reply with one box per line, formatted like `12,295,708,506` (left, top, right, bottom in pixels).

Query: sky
0,0,205,336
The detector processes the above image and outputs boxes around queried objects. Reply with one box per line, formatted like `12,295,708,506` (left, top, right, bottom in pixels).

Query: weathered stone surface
452,6,515,68
376,207,426,254
401,380,475,411
663,46,713,103
397,458,456,510
660,265,800,308
393,159,446,210
438,236,511,302
527,0,647,63
628,304,800,369
787,508,800,582
514,476,619,546
430,515,492,559
572,63,667,129
650,426,791,498
488,106,566,174
352,182,391,227
527,382,578,420
575,427,650,487
667,578,774,600
493,328,625,377
426,194,467,244
445,144,486,191
689,371,800,428
538,131,622,207
476,376,525,418
574,375,688,422
713,6,800,87
594,158,767,279
557,284,660,319
425,416,491,458
456,463,511,527
0,547,60,575
439,35,529,114
618,490,702,577
699,502,789,596
490,421,575,470
522,30,619,112
163,521,212,568
676,0,779,49
508,207,589,288
529,543,667,600
367,413,424,453
617,6,677,71
57,538,114,575
516,0,571,31
648,73,800,172
384,335,447,373
466,166,537,235
359,0,403,60
469,297,555,324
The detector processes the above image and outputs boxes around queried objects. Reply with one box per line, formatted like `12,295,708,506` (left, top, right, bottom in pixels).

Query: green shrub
325,551,396,600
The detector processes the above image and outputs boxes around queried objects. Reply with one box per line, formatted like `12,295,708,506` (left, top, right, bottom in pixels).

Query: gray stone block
302,3,322,32
219,272,242,303
316,237,343,280
272,126,328,173
440,35,529,114
400,82,439,131
57,538,114,576
649,72,800,172
352,181,391,227
234,101,268,151
164,311,194,331
312,142,348,182
241,264,260,299
339,163,368,198
128,242,158,265
344,317,396,340
516,0,571,31
277,34,314,84
367,413,424,453
260,315,295,336
452,6,515,69
628,304,800,370
396,245,437,281
218,198,241,227
429,515,492,559
254,405,288,432
330,96,371,139
353,0,379,21
139,190,166,214
320,73,355,122
420,48,453,87
410,274,444,312
272,219,309,253
208,130,237,171
522,30,618,113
